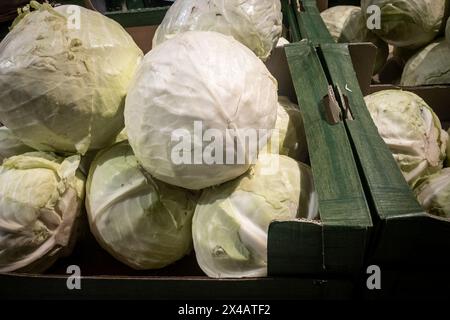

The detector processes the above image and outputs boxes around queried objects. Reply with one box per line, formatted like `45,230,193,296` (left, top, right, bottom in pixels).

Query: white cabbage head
365,90,448,188
361,0,447,49
262,96,308,162
152,0,283,61
415,168,450,218
0,2,143,155
192,154,319,278
321,5,388,74
0,152,85,272
0,126,34,162
401,39,450,86
125,31,278,190
86,142,198,270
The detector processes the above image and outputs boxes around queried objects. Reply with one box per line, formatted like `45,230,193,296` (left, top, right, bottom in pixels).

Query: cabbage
321,5,388,74
114,128,128,144
276,37,290,48
445,18,450,42
263,96,307,162
361,0,447,49
415,168,450,218
447,128,450,167
152,0,282,61
125,31,278,190
446,17,450,43
0,126,34,161
0,152,85,272
0,2,143,155
401,39,450,86
365,90,448,188
192,154,318,278
86,142,198,270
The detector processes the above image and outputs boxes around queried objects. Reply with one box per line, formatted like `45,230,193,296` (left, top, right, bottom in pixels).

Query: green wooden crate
289,0,450,272
268,41,372,276
318,42,450,269
291,0,334,45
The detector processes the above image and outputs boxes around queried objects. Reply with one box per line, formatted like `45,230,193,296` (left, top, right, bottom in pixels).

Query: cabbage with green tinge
361,0,447,49
401,39,450,86
321,5,388,74
262,96,307,162
86,142,198,270
0,152,85,272
364,90,448,188
192,154,318,278
446,17,450,43
125,31,278,190
0,126,34,161
447,128,450,167
415,168,450,218
0,2,143,155
152,0,282,61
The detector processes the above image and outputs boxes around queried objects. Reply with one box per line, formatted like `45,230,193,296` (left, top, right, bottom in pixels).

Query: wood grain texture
320,43,424,219
281,0,301,42
267,42,372,276
285,42,372,226
293,0,334,45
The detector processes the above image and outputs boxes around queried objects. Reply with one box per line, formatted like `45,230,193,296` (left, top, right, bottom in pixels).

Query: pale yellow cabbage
321,5,388,74
0,126,34,162
415,168,450,218
365,90,448,188
401,39,450,86
0,152,85,272
86,142,198,270
152,0,282,61
361,0,447,49
262,96,308,162
0,2,143,154
193,154,318,278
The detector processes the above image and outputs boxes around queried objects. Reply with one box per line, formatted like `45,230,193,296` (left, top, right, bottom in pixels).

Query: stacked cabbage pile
0,1,318,278
322,1,450,84
364,90,450,218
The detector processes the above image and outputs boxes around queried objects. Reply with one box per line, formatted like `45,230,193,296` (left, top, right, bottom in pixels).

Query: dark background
329,0,361,6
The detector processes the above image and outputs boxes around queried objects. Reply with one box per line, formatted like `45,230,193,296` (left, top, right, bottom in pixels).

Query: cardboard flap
348,43,378,96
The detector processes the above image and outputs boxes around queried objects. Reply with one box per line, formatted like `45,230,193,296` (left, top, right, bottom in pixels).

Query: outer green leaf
193,154,318,278
86,142,198,270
